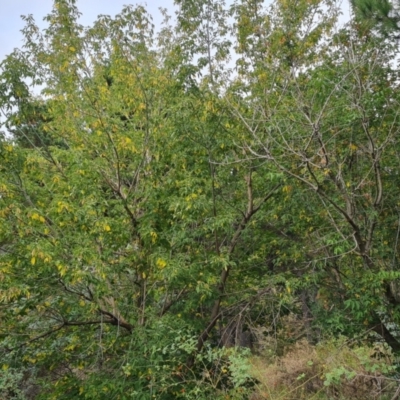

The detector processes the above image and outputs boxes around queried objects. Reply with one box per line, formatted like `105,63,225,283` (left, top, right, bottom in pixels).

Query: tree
1,0,400,398
231,0,400,343
351,0,400,36
0,1,281,397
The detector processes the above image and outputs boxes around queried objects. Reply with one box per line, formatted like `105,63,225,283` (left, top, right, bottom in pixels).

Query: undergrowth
246,337,399,400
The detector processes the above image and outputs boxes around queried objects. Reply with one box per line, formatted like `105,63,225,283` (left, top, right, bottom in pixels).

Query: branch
59,279,93,302
187,178,281,367
59,280,134,333
98,307,134,333
6,319,109,353
160,287,188,317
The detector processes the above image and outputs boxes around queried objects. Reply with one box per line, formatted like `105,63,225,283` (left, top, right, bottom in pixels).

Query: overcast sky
1,0,352,63
0,1,175,61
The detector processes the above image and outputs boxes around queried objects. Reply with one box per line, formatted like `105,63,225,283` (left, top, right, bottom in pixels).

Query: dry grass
248,337,398,400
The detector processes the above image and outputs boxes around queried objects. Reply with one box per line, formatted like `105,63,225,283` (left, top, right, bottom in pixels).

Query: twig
391,382,400,400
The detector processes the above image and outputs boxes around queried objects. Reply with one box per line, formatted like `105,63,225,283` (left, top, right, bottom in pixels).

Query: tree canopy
1,0,400,398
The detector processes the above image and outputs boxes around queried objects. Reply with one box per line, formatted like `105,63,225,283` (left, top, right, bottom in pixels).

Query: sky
0,0,175,62
0,0,353,65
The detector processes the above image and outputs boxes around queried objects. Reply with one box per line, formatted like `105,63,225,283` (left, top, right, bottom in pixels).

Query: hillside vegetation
1,0,400,398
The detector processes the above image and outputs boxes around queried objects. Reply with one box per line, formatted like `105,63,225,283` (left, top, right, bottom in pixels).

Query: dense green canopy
1,0,400,398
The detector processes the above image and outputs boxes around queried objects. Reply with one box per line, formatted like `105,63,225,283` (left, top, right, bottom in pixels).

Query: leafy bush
0,368,26,400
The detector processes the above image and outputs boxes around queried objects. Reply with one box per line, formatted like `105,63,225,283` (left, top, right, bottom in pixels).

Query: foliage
0,0,400,398
350,0,400,37
0,368,27,400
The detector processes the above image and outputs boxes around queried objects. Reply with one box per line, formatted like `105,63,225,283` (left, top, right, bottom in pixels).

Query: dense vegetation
1,0,400,398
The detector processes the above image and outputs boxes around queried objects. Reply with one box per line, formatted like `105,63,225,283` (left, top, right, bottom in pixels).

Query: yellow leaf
349,143,357,151
31,257,36,265
57,264,67,277
104,224,111,232
156,258,167,269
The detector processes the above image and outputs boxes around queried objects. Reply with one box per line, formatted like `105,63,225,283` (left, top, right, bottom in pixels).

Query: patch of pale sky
0,1,175,62
0,0,353,61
